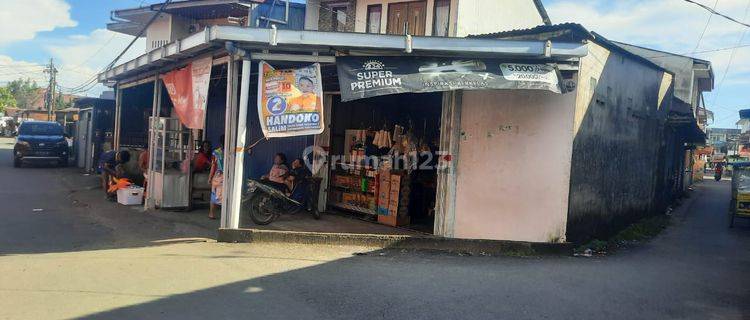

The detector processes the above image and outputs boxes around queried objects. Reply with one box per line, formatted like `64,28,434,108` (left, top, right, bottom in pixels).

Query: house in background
5,88,80,121
476,23,711,243
305,0,550,36
108,0,307,52
736,109,750,159
707,127,740,157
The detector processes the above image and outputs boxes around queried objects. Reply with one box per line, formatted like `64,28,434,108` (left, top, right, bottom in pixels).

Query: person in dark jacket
99,150,131,199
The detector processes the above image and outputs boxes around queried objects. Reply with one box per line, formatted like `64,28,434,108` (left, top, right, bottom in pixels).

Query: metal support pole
114,85,122,150
227,58,251,229
145,74,161,210
220,56,240,229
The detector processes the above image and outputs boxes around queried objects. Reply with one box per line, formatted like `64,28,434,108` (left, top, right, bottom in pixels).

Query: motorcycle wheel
249,195,278,225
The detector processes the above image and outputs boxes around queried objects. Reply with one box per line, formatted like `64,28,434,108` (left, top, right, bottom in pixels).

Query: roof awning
98,26,589,84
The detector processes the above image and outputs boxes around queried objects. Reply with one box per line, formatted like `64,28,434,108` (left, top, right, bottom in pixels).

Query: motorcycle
715,168,723,181
242,177,322,225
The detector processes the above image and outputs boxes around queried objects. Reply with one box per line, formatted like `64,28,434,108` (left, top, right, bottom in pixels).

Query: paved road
0,138,748,320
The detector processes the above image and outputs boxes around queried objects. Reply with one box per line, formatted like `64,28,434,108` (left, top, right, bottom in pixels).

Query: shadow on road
0,140,219,256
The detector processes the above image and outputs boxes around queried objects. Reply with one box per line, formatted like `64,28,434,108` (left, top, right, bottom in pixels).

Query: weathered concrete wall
452,89,577,243
567,42,674,243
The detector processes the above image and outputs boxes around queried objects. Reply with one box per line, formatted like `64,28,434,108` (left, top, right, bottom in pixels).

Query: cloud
545,0,750,126
0,55,47,86
46,29,147,96
0,28,147,97
0,0,77,45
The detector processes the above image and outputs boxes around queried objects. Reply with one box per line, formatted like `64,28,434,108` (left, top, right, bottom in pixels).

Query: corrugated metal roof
99,26,589,83
471,23,672,75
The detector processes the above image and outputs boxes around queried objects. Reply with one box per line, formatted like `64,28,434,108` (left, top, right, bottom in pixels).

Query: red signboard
161,57,212,129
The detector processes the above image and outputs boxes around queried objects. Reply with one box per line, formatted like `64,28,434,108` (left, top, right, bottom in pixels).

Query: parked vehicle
243,177,321,225
0,116,17,137
13,121,69,167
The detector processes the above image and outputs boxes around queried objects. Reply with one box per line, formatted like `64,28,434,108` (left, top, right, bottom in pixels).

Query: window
332,6,347,32
366,5,382,34
432,0,450,36
19,122,63,136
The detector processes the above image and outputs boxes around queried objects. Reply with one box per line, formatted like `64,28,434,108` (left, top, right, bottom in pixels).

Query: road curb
218,228,573,256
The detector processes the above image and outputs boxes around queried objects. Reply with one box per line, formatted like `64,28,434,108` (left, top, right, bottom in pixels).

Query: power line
690,0,718,55
65,0,174,92
106,0,173,71
646,43,750,58
66,33,119,73
712,0,750,106
682,0,750,28
69,0,367,92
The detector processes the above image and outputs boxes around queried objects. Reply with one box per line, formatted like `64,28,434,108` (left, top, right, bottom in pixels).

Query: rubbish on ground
574,248,593,257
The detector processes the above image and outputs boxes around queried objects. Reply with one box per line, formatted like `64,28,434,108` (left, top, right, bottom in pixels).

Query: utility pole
43,58,58,121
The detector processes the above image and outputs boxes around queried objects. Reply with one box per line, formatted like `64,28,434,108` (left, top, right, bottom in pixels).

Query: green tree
54,93,72,110
6,78,40,109
0,87,16,114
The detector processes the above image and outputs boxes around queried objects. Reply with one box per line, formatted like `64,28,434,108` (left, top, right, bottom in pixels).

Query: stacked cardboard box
376,170,391,216
377,173,410,227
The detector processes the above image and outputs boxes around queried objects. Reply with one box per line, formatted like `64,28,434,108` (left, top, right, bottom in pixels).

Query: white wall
452,89,576,243
454,0,544,37
145,13,172,52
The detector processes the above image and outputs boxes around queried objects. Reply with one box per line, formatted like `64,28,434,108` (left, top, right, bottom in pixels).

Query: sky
0,0,748,128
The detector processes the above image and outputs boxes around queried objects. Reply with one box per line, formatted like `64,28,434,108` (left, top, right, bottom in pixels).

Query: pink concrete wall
453,90,576,243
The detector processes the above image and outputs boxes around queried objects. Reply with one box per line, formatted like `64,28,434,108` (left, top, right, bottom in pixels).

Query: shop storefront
325,92,443,232
100,26,587,243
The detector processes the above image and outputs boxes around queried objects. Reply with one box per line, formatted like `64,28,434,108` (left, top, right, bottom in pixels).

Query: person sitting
99,150,131,200
193,140,212,173
286,158,312,203
261,153,289,191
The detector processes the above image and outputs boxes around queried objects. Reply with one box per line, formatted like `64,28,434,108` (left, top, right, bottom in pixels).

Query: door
387,1,427,36
76,111,90,169
406,1,426,36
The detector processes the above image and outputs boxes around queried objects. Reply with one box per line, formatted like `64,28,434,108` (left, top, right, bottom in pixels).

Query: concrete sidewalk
57,167,220,247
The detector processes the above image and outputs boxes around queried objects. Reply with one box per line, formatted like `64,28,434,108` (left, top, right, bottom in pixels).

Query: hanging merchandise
161,56,212,129
257,61,325,138
374,129,392,149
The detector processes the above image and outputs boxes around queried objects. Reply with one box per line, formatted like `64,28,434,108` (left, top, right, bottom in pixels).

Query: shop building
477,23,712,243
99,2,714,244
99,22,590,243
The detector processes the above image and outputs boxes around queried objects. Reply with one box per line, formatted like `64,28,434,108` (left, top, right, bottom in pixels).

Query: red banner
161,57,212,129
